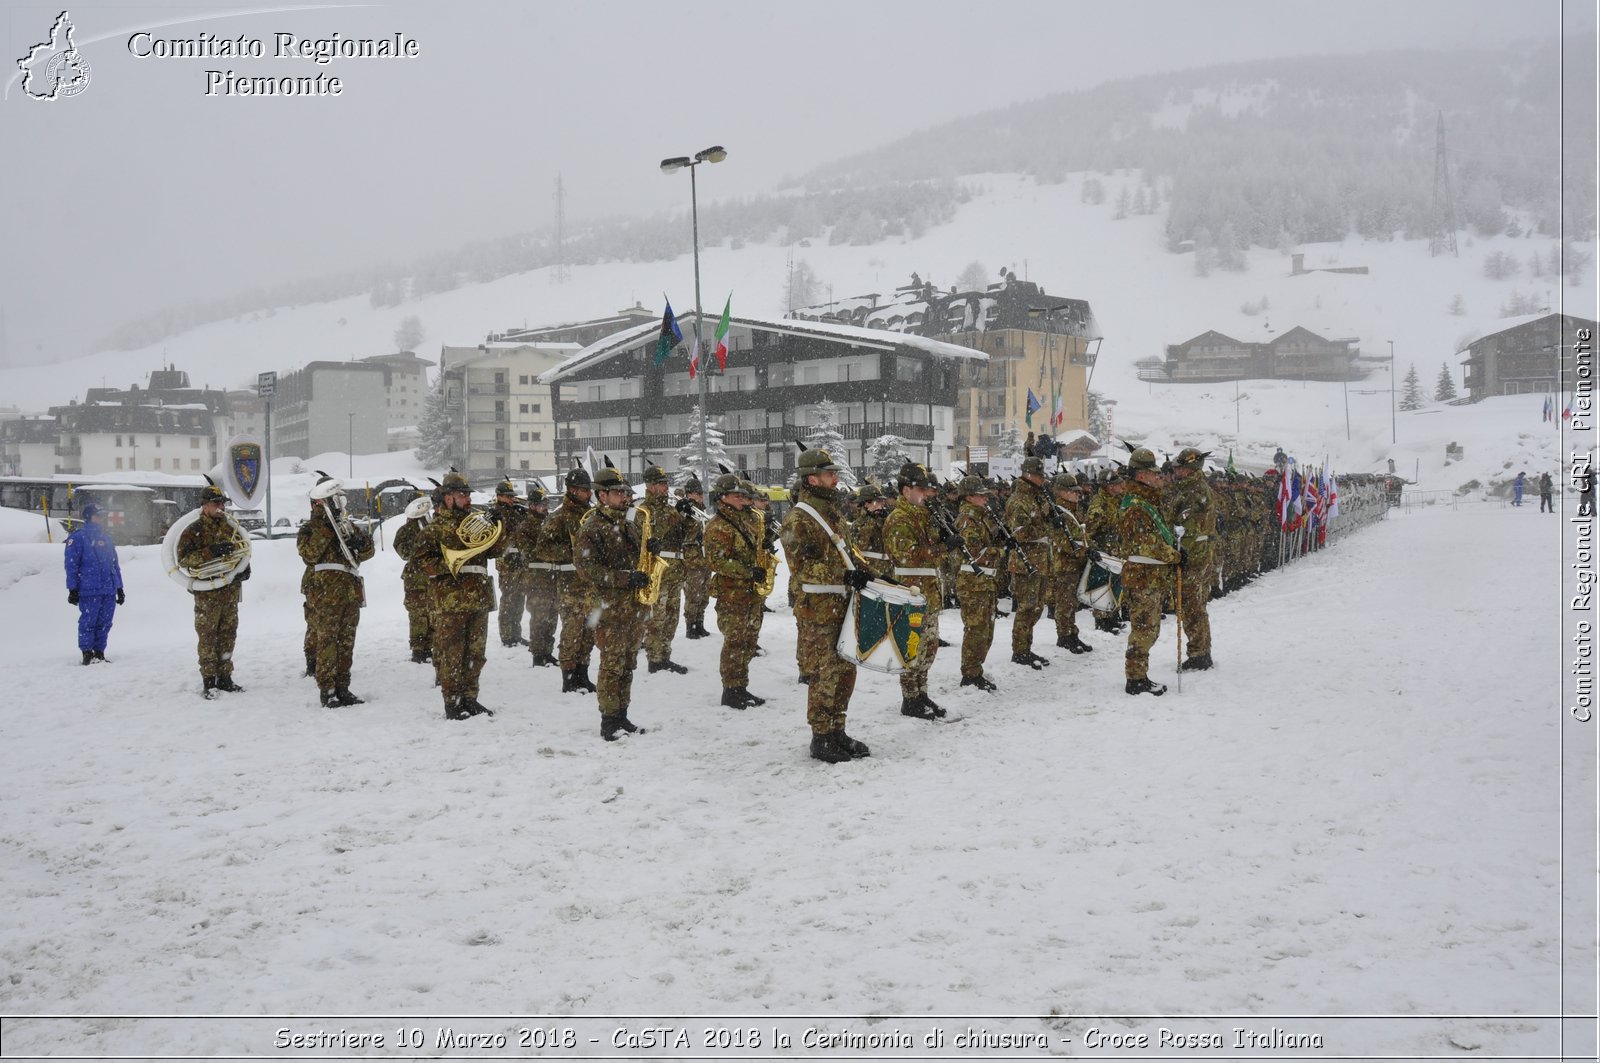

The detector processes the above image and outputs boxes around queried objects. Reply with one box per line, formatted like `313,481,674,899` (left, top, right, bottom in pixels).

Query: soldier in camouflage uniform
938,480,963,608
490,480,530,648
952,475,1001,691
845,483,892,580
1003,456,1055,669
883,462,956,719
412,472,503,719
1085,471,1130,633
575,467,652,740
511,484,559,666
704,474,768,708
1048,472,1094,654
392,489,436,664
298,476,376,707
639,465,692,674
178,484,250,698
781,448,874,763
538,468,597,693
1164,449,1217,671
1116,449,1182,695
677,477,711,640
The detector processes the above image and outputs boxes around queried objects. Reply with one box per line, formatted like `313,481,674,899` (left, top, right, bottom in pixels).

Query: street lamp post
1387,340,1396,444
661,145,727,490
348,412,354,478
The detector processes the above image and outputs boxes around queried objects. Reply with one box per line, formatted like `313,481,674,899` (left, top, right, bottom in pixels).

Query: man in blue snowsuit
64,502,125,664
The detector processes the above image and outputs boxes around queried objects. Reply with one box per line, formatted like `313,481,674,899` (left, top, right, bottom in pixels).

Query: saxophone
633,506,668,606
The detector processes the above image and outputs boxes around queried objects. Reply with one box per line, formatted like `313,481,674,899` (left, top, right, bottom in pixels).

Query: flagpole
661,146,726,490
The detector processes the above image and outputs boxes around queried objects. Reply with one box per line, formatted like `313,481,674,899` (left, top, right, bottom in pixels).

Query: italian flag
713,294,732,370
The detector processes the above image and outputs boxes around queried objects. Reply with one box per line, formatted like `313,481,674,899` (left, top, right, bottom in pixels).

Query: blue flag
1025,388,1042,427
656,298,683,365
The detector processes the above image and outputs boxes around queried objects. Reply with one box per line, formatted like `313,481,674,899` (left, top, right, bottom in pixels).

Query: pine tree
1448,293,1466,316
394,315,425,353
997,425,1024,460
866,434,909,484
1435,362,1458,402
1400,364,1424,411
413,376,455,468
674,405,729,487
1086,390,1108,442
804,399,855,488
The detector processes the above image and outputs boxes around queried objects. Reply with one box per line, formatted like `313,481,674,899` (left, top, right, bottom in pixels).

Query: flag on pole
1327,469,1340,518
1543,395,1553,422
655,298,683,365
1052,392,1064,429
687,338,701,380
1276,466,1290,530
1025,388,1042,427
713,294,732,371
1226,449,1236,475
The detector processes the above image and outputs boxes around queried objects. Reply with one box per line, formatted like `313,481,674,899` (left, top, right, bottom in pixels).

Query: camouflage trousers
302,599,314,666
593,592,644,717
403,578,432,655
682,563,711,625
643,563,685,664
1053,561,1084,640
956,574,999,679
496,566,527,644
1121,563,1172,681
524,569,559,659
556,573,596,670
432,608,489,702
1175,555,1214,657
715,589,763,687
795,593,856,736
191,582,240,680
306,585,361,690
899,577,942,698
1009,572,1048,654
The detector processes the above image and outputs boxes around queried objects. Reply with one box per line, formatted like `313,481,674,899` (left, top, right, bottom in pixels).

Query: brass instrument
754,511,780,596
633,506,668,606
162,508,253,591
443,507,503,578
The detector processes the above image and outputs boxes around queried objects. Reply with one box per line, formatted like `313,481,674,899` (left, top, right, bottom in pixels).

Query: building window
531,402,540,413
519,432,530,442
115,457,123,470
115,436,122,447
190,437,200,449
896,356,926,384
154,436,161,448
519,375,530,385
520,460,530,470
191,459,200,470
519,404,529,414
531,432,542,442
587,385,607,401
153,458,161,469
494,371,506,384
802,366,821,385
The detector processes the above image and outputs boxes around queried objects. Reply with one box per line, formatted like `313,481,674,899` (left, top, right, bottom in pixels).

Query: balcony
467,384,510,396
554,421,936,458
55,443,81,457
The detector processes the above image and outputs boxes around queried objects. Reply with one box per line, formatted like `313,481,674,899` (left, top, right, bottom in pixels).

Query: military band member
952,476,1001,691
781,448,874,763
177,483,250,699
639,465,691,674
392,488,437,664
678,476,712,640
1048,472,1094,654
845,483,893,580
575,467,652,740
299,476,376,707
1003,456,1055,669
414,471,503,719
1116,448,1182,696
1085,470,1130,633
491,480,530,648
1165,448,1216,671
512,484,559,666
704,474,768,708
538,467,598,693
883,462,955,719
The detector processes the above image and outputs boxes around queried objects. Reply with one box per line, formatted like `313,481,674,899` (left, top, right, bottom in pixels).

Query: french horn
162,507,253,591
442,508,503,578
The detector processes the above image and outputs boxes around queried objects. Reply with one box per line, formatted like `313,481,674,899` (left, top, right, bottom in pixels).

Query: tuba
163,508,252,591
442,508,503,577
632,506,668,606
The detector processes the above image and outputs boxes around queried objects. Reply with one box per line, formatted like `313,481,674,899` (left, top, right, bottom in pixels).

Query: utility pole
1430,110,1459,258
1388,340,1397,444
552,173,570,284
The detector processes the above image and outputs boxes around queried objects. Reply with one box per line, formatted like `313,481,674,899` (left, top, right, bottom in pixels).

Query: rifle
929,484,985,575
984,480,1042,576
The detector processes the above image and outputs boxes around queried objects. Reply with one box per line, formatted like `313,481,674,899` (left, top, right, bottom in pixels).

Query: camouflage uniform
575,482,650,736
537,484,597,687
491,489,530,646
882,477,946,707
412,489,504,716
1003,465,1054,660
679,485,712,638
639,471,690,669
1086,477,1129,629
177,503,248,690
297,505,376,701
1047,476,1092,650
704,488,765,700
1117,455,1182,691
511,494,558,664
1164,451,1217,666
392,508,434,661
845,489,892,580
953,492,1002,685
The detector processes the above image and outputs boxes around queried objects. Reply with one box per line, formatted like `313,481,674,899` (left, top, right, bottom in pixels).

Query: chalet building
48,367,232,477
790,273,1100,450
1145,326,1363,382
438,341,576,482
1458,312,1597,401
0,415,59,477
537,313,987,483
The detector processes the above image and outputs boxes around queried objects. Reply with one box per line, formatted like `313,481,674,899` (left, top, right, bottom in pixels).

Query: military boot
1058,633,1094,653
202,676,218,700
737,687,767,707
213,675,245,693
92,650,109,663
1125,677,1168,696
572,665,597,693
809,732,852,763
81,650,94,666
304,655,316,678
648,659,689,674
600,714,642,741
334,688,365,706
834,731,870,757
917,693,946,718
459,697,494,717
444,698,471,721
960,674,999,692
410,650,429,664
319,689,340,708
720,688,748,710
900,697,939,721
684,620,710,640
1180,653,1214,671
1010,651,1049,670
531,653,558,667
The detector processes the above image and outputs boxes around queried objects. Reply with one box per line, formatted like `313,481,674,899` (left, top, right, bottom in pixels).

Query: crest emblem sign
223,436,267,509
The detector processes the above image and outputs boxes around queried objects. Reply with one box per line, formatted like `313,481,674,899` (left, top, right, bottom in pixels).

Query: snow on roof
540,313,987,384
1452,310,1591,354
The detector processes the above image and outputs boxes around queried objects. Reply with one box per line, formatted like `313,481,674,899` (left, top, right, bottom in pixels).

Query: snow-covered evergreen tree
998,425,1025,460
805,399,856,488
393,315,425,353
1400,364,1424,410
1448,293,1466,316
674,405,730,486
414,377,455,468
1086,390,1109,443
1435,362,1458,402
866,434,909,483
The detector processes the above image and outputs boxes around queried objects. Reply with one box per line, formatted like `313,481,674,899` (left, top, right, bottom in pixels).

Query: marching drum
838,579,927,674
1077,553,1124,612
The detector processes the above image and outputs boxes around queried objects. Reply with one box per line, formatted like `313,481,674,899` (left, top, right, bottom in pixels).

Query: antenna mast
553,173,571,284
1430,110,1459,258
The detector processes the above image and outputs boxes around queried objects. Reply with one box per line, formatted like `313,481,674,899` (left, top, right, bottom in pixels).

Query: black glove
1177,547,1189,568
236,565,252,582
67,589,80,606
675,498,695,515
843,568,872,591
942,532,963,551
210,542,234,558
1087,548,1102,564
646,537,661,555
748,567,767,584
115,588,125,605
626,570,650,589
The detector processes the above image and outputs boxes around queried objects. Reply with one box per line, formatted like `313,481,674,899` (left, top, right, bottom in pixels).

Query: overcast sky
0,0,1585,367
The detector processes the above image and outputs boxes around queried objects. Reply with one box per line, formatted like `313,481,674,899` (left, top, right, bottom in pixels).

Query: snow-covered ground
0,494,1585,1057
